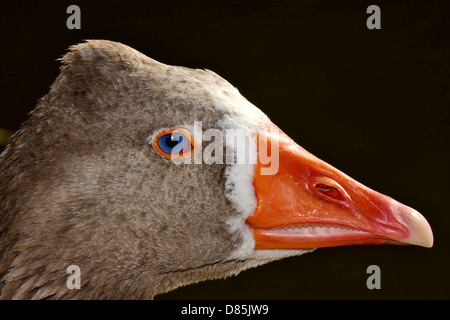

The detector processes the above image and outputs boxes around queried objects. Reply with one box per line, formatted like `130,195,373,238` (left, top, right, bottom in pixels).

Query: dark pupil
166,135,183,148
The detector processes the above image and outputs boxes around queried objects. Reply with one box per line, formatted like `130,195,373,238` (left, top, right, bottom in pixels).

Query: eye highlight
154,129,195,157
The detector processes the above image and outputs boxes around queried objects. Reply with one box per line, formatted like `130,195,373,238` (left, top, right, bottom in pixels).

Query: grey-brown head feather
0,40,266,299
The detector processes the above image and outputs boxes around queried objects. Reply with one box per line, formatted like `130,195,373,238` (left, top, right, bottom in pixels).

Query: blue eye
157,133,185,154
154,130,195,157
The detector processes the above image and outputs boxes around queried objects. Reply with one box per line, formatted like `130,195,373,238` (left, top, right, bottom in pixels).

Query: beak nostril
316,184,334,193
315,183,344,201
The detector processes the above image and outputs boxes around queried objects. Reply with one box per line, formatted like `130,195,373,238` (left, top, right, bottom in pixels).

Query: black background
0,0,449,299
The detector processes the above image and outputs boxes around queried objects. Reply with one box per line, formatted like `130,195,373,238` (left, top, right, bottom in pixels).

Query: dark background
0,0,448,299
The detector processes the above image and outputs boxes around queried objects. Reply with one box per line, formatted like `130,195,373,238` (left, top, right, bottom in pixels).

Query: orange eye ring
154,128,196,158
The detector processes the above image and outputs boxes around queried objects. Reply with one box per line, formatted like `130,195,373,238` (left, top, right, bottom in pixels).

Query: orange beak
248,127,433,249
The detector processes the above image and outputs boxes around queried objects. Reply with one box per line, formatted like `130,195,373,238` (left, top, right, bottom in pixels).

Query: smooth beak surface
248,128,433,249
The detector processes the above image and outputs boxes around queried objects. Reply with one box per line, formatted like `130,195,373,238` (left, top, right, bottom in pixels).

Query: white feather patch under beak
224,154,258,259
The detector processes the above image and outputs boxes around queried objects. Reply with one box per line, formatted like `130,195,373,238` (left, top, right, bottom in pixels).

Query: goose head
0,40,433,299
